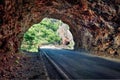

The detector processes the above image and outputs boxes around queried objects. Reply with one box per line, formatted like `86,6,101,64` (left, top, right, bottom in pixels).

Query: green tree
21,18,61,52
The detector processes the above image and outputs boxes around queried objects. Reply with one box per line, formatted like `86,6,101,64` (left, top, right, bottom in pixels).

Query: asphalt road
40,48,120,79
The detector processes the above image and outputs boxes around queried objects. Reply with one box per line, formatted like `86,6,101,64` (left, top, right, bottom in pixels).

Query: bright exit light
40,45,62,50
21,18,74,52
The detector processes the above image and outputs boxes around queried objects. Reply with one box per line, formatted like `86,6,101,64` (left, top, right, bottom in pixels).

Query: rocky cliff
0,0,120,56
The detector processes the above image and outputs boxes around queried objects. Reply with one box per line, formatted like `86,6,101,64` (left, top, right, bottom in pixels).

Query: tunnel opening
20,18,74,52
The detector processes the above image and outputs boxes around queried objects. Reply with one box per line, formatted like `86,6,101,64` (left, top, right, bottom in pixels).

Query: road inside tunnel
40,46,120,79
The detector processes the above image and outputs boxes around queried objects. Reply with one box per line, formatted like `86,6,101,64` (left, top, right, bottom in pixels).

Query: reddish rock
0,0,119,63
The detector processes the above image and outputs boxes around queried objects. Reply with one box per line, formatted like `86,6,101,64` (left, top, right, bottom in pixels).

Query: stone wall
0,0,120,56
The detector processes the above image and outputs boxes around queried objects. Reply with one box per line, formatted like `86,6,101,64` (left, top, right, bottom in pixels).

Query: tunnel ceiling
0,0,120,56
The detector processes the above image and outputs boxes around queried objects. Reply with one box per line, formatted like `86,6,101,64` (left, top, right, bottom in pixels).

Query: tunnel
0,0,120,78
0,0,120,55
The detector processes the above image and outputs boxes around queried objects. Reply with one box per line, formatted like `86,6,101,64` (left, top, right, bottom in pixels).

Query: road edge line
38,51,50,80
42,50,70,80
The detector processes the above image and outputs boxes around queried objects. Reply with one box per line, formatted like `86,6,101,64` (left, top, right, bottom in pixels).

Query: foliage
21,18,61,52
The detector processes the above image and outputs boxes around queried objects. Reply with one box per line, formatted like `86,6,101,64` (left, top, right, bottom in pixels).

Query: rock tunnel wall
0,0,120,56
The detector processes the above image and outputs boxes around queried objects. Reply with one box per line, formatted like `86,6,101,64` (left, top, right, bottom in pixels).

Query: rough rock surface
0,0,119,55
0,0,120,74
0,52,47,79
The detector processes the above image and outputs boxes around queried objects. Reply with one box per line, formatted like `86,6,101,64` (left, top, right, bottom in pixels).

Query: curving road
40,47,120,79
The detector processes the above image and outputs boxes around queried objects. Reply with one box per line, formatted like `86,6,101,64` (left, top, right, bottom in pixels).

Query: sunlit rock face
57,23,73,45
0,0,120,56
